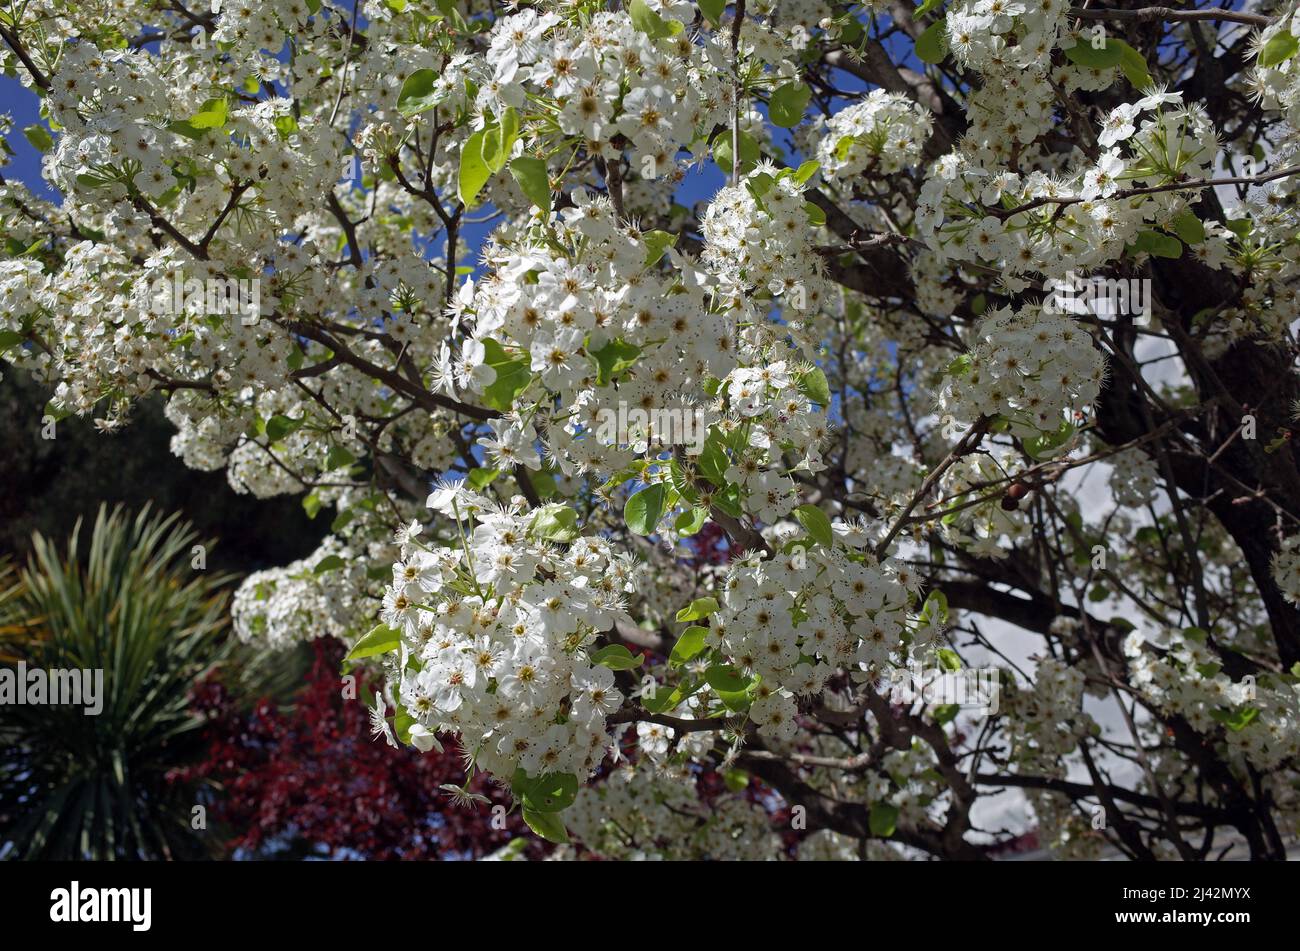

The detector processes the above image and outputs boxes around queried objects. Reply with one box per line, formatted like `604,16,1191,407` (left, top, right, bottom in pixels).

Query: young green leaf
458,127,492,208
794,504,834,548
589,643,645,670
915,20,947,64
769,82,811,128
669,626,709,667
522,806,569,843
346,623,401,660
625,483,668,535
676,597,719,623
869,802,899,837
509,156,551,210
397,68,440,117
1259,30,1300,68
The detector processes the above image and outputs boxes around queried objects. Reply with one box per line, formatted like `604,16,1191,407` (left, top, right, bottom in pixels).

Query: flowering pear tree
3,0,1300,859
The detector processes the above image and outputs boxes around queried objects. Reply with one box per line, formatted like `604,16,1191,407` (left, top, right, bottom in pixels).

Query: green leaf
392,708,414,744
1112,39,1152,88
1064,38,1125,71
1210,706,1259,732
642,677,701,714
458,127,492,208
711,129,760,175
468,467,500,489
1169,210,1205,246
188,98,228,129
273,114,299,139
669,626,709,668
869,802,899,837
518,771,579,812
325,444,356,470
1259,30,1300,68
346,623,401,660
522,806,569,843
920,590,949,626
22,124,53,152
529,503,580,542
676,597,719,623
937,648,962,672
643,229,677,267
790,160,820,184
397,68,440,117
674,506,709,536
722,769,750,792
482,106,519,174
588,644,645,670
313,554,346,575
803,201,826,226
768,82,811,128
794,504,834,548
933,704,960,724
1131,229,1183,259
590,337,642,386
707,659,759,711
302,490,323,520
698,0,725,25
629,0,682,38
480,338,532,410
705,664,751,694
798,367,832,407
625,483,668,535
509,156,551,210
0,329,27,352
915,19,947,64
915,0,944,16
696,427,730,486
265,414,303,443
1023,420,1075,460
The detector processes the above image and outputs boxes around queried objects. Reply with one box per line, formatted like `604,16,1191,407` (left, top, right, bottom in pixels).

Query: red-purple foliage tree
185,640,536,860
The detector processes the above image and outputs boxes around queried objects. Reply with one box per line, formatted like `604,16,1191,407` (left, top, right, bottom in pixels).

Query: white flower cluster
464,8,732,180
1125,629,1300,770
233,539,372,649
378,483,636,779
563,764,783,860
1271,536,1300,607
816,90,932,178
452,197,733,481
1251,11,1300,136
1000,657,1095,769
945,0,1066,74
1108,449,1161,509
701,165,832,315
938,454,1030,559
708,540,930,741
939,304,1104,438
917,93,1222,280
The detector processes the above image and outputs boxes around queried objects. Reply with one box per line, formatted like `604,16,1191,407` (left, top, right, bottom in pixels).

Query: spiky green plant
0,505,235,860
